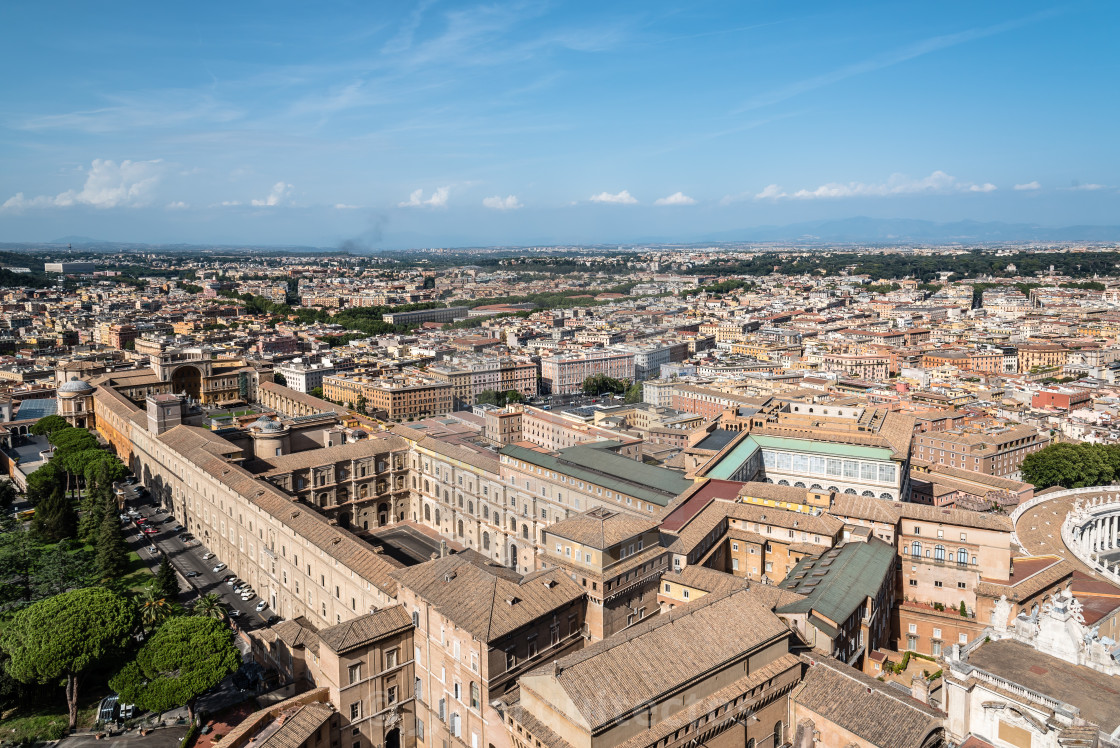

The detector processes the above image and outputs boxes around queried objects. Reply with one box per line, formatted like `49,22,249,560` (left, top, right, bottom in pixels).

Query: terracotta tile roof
390,550,584,642
895,502,1013,532
256,435,408,476
257,702,335,748
545,508,659,550
519,588,790,730
317,605,412,654
793,655,943,748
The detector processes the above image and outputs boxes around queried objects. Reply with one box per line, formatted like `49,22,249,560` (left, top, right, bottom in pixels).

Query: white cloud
166,201,189,210
251,182,293,206
1068,183,1107,191
334,203,361,210
482,194,523,210
753,171,998,200
1014,181,1041,191
653,191,696,206
2,158,163,212
220,200,242,206
399,187,450,208
589,189,637,205
754,184,785,200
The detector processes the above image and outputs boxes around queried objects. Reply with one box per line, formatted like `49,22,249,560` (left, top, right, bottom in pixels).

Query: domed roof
254,415,284,432
58,377,94,395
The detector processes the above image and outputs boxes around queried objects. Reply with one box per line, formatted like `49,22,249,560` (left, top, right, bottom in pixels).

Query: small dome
59,377,94,395
254,415,284,432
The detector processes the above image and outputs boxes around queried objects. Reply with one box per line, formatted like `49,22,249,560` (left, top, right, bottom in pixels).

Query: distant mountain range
696,218,1120,244
3,217,1119,253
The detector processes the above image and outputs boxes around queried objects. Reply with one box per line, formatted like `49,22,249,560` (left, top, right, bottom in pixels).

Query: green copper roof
704,436,760,480
777,539,896,625
500,443,693,507
750,435,892,461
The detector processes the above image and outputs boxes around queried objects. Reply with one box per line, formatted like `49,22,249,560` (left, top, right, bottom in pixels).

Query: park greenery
110,617,241,725
477,389,525,408
1020,442,1120,489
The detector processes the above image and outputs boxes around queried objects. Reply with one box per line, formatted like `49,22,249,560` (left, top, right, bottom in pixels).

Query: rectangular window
909,623,917,634
350,702,362,720
387,685,398,705
470,681,480,709
348,664,362,684
386,649,398,668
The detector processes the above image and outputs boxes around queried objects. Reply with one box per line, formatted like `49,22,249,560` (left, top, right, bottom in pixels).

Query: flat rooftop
966,639,1120,732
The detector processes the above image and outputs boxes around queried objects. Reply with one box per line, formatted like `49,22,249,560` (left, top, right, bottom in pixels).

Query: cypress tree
154,555,179,601
95,507,130,582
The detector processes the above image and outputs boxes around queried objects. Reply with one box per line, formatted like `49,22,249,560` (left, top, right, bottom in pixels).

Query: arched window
862,490,875,497
880,492,893,500
483,505,489,519
458,520,464,537
510,516,516,531
483,532,490,550
934,545,945,561
521,524,529,539
827,486,839,493
778,480,790,486
458,495,464,508
424,505,431,521
794,482,806,489
911,541,921,557
468,501,474,515
774,722,783,747
810,484,823,491
958,548,968,564
434,509,441,525
844,488,857,495
424,480,429,493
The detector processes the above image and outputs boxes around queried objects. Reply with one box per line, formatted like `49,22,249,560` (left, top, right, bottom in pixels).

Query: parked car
170,525,184,532
185,570,200,578
225,576,240,586
201,552,215,560
264,615,281,626
212,563,227,573
135,518,147,525
228,609,242,619
255,600,268,612
240,592,256,602
119,513,130,521
147,546,158,555
142,527,158,535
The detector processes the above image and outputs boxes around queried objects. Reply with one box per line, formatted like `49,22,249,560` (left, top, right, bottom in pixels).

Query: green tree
581,374,626,396
136,586,179,631
1020,442,1119,489
0,478,17,510
624,382,643,404
273,371,287,387
95,508,130,583
32,486,77,542
0,522,46,610
26,461,64,506
355,394,368,414
110,616,241,724
190,593,225,620
153,555,179,601
310,386,324,399
34,540,96,598
29,415,70,438
1,587,136,728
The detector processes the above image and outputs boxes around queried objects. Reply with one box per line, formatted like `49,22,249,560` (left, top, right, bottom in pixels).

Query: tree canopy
581,374,627,396
1020,442,1120,489
1,587,136,728
30,415,69,438
110,616,241,724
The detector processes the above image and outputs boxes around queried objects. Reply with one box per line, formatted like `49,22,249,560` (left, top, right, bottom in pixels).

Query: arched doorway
385,728,400,748
378,502,389,526
171,365,202,401
508,543,518,572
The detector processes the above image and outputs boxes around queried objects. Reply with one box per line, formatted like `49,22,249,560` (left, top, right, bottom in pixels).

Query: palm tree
191,592,225,619
136,586,178,630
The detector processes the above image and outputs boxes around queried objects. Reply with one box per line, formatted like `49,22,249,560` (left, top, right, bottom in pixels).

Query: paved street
124,498,275,631
59,726,190,748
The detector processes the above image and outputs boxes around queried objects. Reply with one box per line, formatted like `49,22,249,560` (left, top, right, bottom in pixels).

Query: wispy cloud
734,10,1059,114
399,186,449,208
654,191,696,206
590,189,637,205
2,158,163,211
482,194,522,210
1014,181,1042,191
251,182,293,207
750,171,996,200
166,200,189,210
1067,182,1108,191
334,203,361,210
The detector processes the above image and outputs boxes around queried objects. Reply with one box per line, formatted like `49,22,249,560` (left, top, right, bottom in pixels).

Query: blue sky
1,1,1118,248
